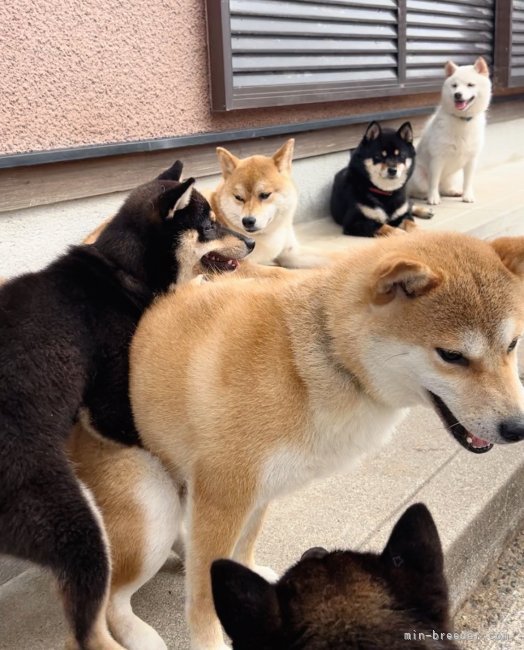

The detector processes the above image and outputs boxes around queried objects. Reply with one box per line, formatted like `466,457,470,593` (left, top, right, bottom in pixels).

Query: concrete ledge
2,118,524,278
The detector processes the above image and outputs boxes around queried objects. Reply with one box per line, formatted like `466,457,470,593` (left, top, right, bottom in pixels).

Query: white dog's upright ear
490,237,524,278
216,147,240,179
372,256,442,304
444,60,458,77
474,56,490,77
272,138,295,174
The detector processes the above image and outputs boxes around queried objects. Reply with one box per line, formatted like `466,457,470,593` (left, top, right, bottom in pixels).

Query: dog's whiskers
383,352,409,364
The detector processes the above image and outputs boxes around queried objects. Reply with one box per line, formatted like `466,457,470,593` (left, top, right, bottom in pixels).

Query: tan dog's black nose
499,418,524,442
242,216,257,230
245,238,255,252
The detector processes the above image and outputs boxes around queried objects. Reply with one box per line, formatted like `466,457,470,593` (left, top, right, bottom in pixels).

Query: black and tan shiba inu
128,230,524,648
0,161,252,650
212,504,460,649
330,121,431,237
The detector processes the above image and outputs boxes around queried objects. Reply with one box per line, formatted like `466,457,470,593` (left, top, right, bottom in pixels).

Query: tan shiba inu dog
66,424,183,650
409,57,492,205
210,140,333,268
129,231,524,649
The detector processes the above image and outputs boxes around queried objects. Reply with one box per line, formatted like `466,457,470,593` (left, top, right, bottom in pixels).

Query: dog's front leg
427,158,446,205
233,505,278,582
186,475,255,650
462,156,477,203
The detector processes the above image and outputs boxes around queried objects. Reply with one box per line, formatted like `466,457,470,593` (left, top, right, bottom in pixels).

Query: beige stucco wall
1,0,436,156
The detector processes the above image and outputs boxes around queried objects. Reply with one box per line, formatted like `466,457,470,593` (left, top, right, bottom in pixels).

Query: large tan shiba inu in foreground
210,140,335,268
129,231,524,649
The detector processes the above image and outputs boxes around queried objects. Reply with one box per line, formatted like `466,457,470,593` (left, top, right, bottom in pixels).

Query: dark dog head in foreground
353,121,415,192
97,160,255,289
212,504,459,649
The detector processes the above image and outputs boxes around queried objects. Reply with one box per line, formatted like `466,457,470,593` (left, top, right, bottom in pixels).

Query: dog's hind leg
0,459,122,650
427,158,446,205
107,586,167,650
440,170,463,197
462,157,477,202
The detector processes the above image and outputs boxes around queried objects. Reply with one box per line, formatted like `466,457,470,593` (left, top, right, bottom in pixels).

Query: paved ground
455,525,523,649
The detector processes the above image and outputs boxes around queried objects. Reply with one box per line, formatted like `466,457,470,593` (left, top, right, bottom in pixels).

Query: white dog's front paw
462,192,475,203
427,191,441,206
253,564,279,583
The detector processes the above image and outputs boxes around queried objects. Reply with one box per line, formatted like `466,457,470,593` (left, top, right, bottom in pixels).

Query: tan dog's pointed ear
490,237,524,277
272,138,295,173
444,60,458,77
216,147,240,178
373,257,441,304
474,56,489,77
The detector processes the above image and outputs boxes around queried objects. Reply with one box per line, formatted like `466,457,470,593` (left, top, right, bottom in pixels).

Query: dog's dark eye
234,194,245,202
436,348,469,366
467,83,475,88
259,192,272,200
452,83,458,88
202,222,216,233
508,338,519,353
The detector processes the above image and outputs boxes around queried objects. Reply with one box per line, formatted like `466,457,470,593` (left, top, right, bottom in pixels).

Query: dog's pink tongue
467,433,490,448
455,100,468,111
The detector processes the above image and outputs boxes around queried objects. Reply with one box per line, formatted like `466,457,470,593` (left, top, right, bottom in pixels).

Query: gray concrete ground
455,525,523,650
0,118,523,648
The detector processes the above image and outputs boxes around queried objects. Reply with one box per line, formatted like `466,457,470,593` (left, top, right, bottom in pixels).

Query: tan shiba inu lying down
210,139,346,268
126,231,524,649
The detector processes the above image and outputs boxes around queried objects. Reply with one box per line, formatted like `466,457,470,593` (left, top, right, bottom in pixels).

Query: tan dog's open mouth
428,392,493,454
201,251,240,272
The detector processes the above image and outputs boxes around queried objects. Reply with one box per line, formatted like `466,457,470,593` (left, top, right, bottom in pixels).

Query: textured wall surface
1,0,430,155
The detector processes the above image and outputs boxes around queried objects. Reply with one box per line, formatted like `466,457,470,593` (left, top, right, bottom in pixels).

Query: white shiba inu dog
409,57,492,205
127,231,524,649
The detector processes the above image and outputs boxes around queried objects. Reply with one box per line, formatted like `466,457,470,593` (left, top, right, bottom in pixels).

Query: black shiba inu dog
330,121,430,237
212,504,459,649
0,161,253,650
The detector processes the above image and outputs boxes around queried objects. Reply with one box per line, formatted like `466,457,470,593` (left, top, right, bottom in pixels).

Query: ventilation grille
406,0,494,80
230,0,399,90
511,0,524,82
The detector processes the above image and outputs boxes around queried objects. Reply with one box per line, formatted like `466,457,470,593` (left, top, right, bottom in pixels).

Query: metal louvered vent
406,0,494,81
511,0,524,83
230,0,398,91
206,0,517,110
206,0,402,110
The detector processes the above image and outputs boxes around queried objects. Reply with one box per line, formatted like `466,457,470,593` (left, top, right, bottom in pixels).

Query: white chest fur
258,399,407,503
249,223,292,264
